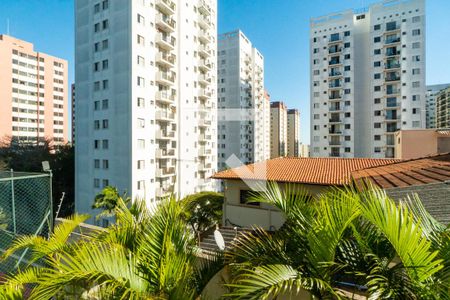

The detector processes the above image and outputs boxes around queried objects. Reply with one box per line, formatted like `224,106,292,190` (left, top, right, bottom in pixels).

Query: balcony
198,88,211,100
329,117,342,123
385,23,401,32
386,87,400,95
199,30,211,43
198,73,211,85
385,61,401,70
156,91,176,104
198,163,212,171
156,13,176,33
385,111,398,121
156,33,176,50
199,133,212,141
198,119,212,127
198,44,211,57
329,58,341,66
329,140,341,146
156,148,175,159
328,46,342,54
384,37,401,45
329,94,343,100
198,0,211,16
386,124,398,132
156,71,175,86
156,52,176,68
329,34,342,44
385,48,401,57
156,130,175,140
386,98,399,108
329,81,342,89
156,0,176,15
157,167,175,177
385,73,401,82
330,151,341,157
156,187,172,198
198,14,211,29
198,147,212,156
329,129,343,135
329,70,342,77
329,104,342,112
198,59,212,71
156,110,175,122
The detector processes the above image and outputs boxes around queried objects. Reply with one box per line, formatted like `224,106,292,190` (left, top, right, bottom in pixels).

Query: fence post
10,168,16,234
48,170,53,234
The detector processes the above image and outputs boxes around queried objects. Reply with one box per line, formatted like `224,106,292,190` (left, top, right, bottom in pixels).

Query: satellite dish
214,229,225,251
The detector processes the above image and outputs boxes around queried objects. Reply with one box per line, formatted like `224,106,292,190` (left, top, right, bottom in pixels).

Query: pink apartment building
0,35,68,145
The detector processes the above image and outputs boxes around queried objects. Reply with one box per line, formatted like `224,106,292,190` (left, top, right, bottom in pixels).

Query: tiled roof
211,157,399,186
352,153,450,189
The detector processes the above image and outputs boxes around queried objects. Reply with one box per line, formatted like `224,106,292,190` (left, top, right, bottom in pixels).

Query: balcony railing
386,49,400,56
198,0,211,15
156,0,176,15
385,74,401,82
329,59,341,66
156,149,175,158
329,118,342,123
329,105,342,111
156,110,175,121
385,37,401,45
156,52,176,67
329,94,343,100
329,81,342,88
329,129,342,134
156,13,176,32
329,70,342,77
156,91,176,103
156,33,176,49
156,131,175,139
157,167,175,177
385,62,401,69
156,71,176,85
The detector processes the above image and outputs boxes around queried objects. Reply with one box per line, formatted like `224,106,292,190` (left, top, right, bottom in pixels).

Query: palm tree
224,182,449,299
1,196,224,299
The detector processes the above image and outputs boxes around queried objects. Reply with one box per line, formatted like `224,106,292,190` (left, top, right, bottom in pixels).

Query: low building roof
211,157,399,186
352,153,450,189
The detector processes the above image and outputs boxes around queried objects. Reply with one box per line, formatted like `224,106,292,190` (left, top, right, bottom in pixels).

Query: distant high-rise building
299,144,310,157
270,101,287,158
426,84,450,129
287,109,300,156
0,35,68,145
75,0,218,223
71,83,75,144
310,0,426,158
217,30,269,168
436,87,450,129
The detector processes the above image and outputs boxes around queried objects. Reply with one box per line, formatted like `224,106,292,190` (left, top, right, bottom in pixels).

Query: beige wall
0,35,68,145
287,109,300,157
395,130,450,159
270,102,288,158
222,179,329,230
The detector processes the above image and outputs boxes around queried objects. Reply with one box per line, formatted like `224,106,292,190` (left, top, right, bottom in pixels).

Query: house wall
222,179,330,230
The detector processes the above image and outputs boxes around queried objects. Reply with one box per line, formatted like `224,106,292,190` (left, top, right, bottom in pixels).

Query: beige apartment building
270,101,287,158
0,35,68,145
394,129,450,159
436,87,450,129
287,109,300,156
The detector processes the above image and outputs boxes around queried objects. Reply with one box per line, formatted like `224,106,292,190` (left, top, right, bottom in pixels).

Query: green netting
0,171,52,274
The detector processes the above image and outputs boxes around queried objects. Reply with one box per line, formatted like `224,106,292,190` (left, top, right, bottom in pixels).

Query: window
138,118,145,128
102,119,109,129
344,65,351,71
94,23,100,32
102,160,109,169
137,35,145,45
345,112,351,118
412,55,420,62
94,120,100,130
374,24,381,30
102,20,109,30
374,110,381,116
345,124,351,129
344,89,351,94
137,160,145,169
94,42,100,52
102,60,108,70
412,81,420,88
94,62,99,72
102,39,109,50
137,97,145,107
412,29,421,36
313,70,320,75
240,190,259,206
313,48,319,54
138,139,145,149
386,21,397,31
412,108,418,114
313,59,319,65
374,135,381,141
412,121,420,127
344,31,350,36
412,68,420,75
102,179,109,188
344,42,350,48
374,73,381,79
137,14,145,24
137,76,145,87
137,55,145,66
412,16,421,23
102,80,109,89
94,81,100,91
374,36,381,43
412,95,420,101
412,42,420,49
94,178,100,188
374,98,381,104
102,99,108,109
102,139,109,149
102,0,109,10
94,159,100,169
345,147,351,153
94,101,100,110
374,61,381,67
345,136,351,141
94,3,100,13
374,49,381,55
374,122,381,128
374,147,381,153
94,140,99,149
374,86,381,92
314,114,319,120
137,180,145,190
345,77,350,83
344,54,350,59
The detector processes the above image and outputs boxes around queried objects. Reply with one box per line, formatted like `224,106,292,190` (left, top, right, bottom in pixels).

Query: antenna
6,19,9,35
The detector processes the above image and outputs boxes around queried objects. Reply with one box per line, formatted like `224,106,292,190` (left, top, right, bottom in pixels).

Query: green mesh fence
0,171,52,274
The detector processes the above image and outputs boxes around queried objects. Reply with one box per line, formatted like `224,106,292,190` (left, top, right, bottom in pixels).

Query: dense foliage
182,191,224,233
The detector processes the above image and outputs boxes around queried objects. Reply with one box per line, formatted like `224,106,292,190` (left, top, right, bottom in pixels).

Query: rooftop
352,153,450,189
212,157,399,186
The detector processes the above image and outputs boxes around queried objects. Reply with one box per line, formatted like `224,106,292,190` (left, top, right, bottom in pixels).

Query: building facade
270,101,287,158
426,84,450,129
75,0,218,222
71,83,75,144
436,87,450,129
0,35,68,145
287,109,300,156
310,0,426,158
217,30,269,169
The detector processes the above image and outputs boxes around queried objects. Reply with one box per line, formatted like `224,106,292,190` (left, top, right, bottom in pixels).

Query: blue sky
1,0,449,143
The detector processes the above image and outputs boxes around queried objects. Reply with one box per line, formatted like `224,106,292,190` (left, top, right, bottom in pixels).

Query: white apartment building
426,84,450,129
310,0,426,158
75,0,218,223
287,109,300,157
217,30,269,169
270,101,287,158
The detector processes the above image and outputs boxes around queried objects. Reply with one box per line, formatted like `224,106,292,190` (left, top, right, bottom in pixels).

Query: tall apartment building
436,87,450,129
310,0,425,158
287,109,300,156
217,30,269,168
426,84,450,129
270,101,287,158
71,83,75,143
0,35,68,145
75,0,218,222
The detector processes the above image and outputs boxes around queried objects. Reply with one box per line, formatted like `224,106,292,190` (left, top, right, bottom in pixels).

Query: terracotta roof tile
352,153,450,189
211,157,399,186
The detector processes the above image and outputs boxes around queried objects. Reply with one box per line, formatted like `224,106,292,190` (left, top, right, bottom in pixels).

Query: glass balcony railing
329,59,341,65
329,70,342,77
385,37,400,44
329,81,342,88
385,61,401,69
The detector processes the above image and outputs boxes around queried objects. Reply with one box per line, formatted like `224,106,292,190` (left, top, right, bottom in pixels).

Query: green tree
182,191,224,233
2,196,224,299
225,183,449,299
